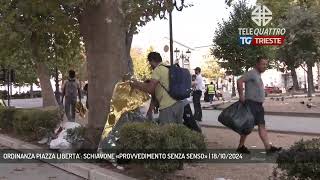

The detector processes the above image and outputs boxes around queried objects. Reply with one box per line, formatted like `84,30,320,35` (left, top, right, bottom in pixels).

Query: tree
201,57,223,81
256,0,295,24
212,0,272,76
259,0,320,93
0,0,82,107
75,0,192,135
279,5,320,96
1,1,191,144
131,48,152,81
276,43,300,91
317,63,320,90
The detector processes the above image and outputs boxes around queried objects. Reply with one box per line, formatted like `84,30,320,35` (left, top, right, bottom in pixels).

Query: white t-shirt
195,74,204,91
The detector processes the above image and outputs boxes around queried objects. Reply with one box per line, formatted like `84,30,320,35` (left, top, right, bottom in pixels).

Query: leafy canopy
212,0,273,76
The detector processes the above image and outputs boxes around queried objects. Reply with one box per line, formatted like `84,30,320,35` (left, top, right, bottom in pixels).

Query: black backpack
160,64,192,100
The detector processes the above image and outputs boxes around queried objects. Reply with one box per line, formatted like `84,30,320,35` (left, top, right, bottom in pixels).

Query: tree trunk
126,31,134,75
289,67,299,91
307,62,314,97
283,73,288,90
31,32,57,107
79,0,127,143
231,76,236,97
317,62,320,90
35,62,58,107
30,84,34,98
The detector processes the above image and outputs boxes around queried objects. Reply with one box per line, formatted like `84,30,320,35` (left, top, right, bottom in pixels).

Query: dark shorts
245,100,265,125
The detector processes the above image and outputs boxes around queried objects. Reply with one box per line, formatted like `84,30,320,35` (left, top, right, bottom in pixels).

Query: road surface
7,98,320,134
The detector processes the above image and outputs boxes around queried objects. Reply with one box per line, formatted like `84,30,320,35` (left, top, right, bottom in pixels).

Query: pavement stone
0,134,136,180
0,144,84,180
171,127,317,180
200,109,320,135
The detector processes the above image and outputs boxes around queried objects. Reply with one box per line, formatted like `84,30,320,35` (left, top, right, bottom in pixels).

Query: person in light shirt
236,56,282,154
193,67,204,121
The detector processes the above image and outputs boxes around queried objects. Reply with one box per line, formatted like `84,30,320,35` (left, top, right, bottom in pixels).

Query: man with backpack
62,70,81,122
130,52,190,124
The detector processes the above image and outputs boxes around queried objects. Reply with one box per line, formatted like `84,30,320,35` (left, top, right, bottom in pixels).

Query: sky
132,0,256,50
2,0,259,94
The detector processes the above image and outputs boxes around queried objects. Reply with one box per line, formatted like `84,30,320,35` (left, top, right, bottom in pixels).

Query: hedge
116,122,207,173
0,106,62,141
270,138,320,180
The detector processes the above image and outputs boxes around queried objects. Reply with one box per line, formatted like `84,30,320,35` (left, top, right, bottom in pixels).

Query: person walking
193,67,204,121
207,82,216,104
62,70,81,122
130,52,185,124
236,56,282,154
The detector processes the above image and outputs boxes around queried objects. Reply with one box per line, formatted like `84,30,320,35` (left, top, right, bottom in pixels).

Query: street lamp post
169,11,174,65
174,48,191,68
166,0,185,65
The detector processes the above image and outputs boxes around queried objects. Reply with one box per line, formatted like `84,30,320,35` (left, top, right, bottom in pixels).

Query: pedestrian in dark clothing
62,70,81,122
193,67,203,121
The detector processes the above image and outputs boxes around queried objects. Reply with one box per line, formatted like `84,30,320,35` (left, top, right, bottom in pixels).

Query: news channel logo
238,5,286,46
239,36,253,45
251,5,272,27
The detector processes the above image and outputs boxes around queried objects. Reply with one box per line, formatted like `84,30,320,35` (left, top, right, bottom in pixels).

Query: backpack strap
159,81,169,93
157,64,170,94
159,64,170,69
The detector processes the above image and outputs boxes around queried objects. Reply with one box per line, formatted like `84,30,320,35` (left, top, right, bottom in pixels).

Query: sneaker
266,146,282,155
236,146,251,154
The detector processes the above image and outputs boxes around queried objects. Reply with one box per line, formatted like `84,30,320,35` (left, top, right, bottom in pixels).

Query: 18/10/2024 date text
208,153,243,160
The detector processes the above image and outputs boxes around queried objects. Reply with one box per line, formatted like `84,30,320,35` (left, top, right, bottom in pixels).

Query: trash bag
218,101,254,135
183,104,202,133
49,122,84,153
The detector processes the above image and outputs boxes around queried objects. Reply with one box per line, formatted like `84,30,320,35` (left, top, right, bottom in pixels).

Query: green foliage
4,107,62,140
0,0,191,86
212,0,273,76
257,0,295,25
123,0,193,34
258,0,320,70
279,6,320,66
0,108,16,131
0,0,83,86
131,48,152,81
117,122,206,173
272,138,320,180
201,57,224,80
